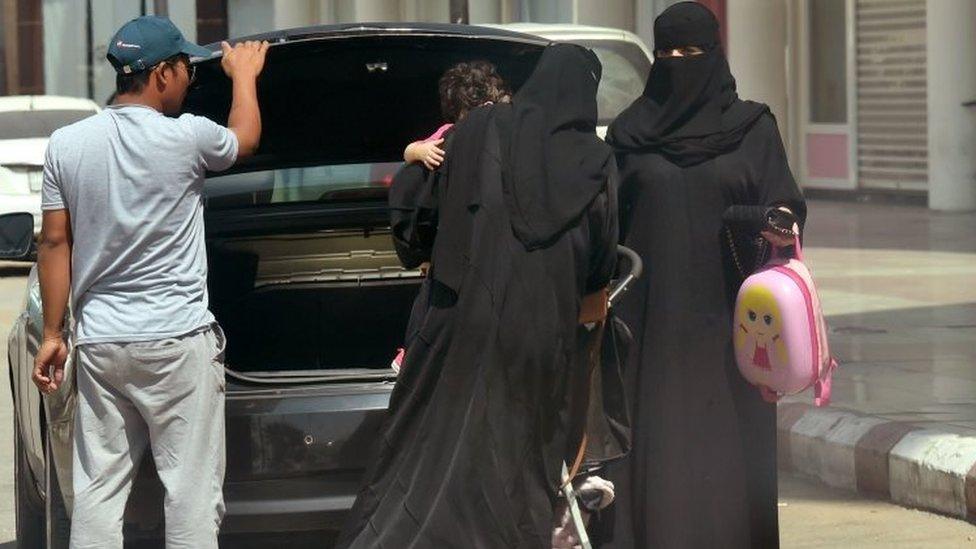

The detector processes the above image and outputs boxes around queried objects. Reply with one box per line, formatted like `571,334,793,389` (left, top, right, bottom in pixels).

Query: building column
1,0,13,95
5,0,43,95
927,0,976,211
725,0,789,151
469,0,500,24
196,0,227,44
336,0,398,22
575,0,634,31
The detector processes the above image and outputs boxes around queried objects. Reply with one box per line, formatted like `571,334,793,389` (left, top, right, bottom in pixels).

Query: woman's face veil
606,1,769,166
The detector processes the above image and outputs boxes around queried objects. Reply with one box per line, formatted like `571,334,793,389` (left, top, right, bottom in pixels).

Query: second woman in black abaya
338,44,618,548
598,3,806,548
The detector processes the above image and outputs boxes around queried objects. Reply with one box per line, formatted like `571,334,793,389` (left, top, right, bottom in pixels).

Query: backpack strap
759,385,780,403
792,223,804,261
814,358,838,407
770,222,803,262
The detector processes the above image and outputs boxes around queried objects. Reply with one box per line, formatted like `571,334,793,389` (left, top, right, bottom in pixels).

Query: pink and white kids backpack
732,231,837,406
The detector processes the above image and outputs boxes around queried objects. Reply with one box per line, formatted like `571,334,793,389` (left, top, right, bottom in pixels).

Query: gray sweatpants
69,325,227,549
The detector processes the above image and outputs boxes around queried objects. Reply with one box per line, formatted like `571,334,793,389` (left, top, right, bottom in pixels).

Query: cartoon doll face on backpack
735,285,788,384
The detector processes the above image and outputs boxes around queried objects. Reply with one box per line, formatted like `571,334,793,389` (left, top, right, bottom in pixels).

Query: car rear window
0,110,96,139
205,161,402,210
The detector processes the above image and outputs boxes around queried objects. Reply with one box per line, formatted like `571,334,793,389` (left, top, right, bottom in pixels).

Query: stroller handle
608,245,643,308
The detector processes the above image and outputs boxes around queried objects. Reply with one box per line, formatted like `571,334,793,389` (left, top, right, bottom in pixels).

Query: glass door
799,0,857,190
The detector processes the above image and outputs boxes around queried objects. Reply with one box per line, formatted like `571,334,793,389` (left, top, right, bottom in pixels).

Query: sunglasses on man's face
154,58,196,83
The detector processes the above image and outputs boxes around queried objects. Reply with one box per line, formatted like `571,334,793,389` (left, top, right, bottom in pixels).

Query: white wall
469,0,502,24
727,0,790,150
167,0,197,42
634,0,682,52
927,0,976,211
42,0,87,99
228,0,318,36
228,0,455,36
576,0,633,31
401,0,449,23
336,0,400,22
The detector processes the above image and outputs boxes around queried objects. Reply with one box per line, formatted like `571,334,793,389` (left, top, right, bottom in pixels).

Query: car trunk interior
207,230,422,376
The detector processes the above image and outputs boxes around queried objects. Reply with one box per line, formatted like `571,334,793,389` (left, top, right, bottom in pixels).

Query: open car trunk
186,26,547,381
207,230,421,379
218,280,419,374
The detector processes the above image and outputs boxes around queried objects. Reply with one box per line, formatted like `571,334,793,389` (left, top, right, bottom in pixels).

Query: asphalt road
2,262,975,548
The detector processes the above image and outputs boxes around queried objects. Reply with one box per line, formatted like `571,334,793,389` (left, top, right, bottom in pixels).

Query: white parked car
485,23,653,137
0,96,100,235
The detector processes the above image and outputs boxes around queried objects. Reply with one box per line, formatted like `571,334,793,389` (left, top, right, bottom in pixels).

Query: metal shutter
856,0,927,191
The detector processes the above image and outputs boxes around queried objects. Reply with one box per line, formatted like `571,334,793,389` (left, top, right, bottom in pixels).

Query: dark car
5,23,648,547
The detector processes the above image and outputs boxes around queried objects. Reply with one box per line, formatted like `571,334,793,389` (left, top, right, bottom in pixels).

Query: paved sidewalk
779,200,976,521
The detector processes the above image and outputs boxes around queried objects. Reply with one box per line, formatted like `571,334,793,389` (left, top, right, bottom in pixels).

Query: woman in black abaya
338,43,618,548
599,3,806,548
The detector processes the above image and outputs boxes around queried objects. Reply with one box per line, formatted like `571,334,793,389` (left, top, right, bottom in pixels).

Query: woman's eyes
748,311,757,321
764,315,773,326
655,47,706,58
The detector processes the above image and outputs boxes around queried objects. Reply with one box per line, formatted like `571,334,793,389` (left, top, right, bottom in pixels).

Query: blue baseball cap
107,16,212,75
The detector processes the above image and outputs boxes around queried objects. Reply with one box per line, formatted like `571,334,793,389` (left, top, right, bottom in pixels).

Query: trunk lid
184,25,546,234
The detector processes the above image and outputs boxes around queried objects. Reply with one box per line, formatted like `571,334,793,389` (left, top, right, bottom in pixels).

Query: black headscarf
501,43,613,250
607,1,769,167
429,43,613,294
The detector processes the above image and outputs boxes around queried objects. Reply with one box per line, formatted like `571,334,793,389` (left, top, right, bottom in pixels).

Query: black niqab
504,43,613,250
596,4,806,548
607,1,769,167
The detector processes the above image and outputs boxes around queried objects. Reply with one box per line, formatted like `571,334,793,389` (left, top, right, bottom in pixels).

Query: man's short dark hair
115,53,187,95
438,60,510,123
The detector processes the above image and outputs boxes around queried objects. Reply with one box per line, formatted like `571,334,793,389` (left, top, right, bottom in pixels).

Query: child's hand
411,139,445,170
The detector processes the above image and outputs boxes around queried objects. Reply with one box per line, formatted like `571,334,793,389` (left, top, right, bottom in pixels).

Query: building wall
3,0,44,95
727,0,789,152
0,0,7,94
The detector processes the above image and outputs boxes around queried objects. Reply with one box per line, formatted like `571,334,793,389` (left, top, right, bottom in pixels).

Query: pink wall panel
806,133,849,179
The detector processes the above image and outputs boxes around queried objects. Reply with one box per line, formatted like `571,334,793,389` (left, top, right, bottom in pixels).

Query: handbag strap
725,227,770,280
770,222,804,261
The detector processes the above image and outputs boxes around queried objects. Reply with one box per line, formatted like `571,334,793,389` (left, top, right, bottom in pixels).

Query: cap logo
116,40,142,49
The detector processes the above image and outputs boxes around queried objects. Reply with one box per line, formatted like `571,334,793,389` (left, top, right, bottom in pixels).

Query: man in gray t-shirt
33,16,268,548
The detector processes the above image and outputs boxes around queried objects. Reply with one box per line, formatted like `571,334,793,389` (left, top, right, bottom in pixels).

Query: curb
777,402,976,521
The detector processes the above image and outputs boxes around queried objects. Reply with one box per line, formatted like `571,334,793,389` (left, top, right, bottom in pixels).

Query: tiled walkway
785,200,976,435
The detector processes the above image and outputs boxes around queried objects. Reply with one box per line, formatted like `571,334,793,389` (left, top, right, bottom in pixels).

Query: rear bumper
222,475,360,533
222,380,393,532
122,379,393,537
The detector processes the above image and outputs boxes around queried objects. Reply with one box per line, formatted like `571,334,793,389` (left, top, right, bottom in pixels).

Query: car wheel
15,417,44,548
